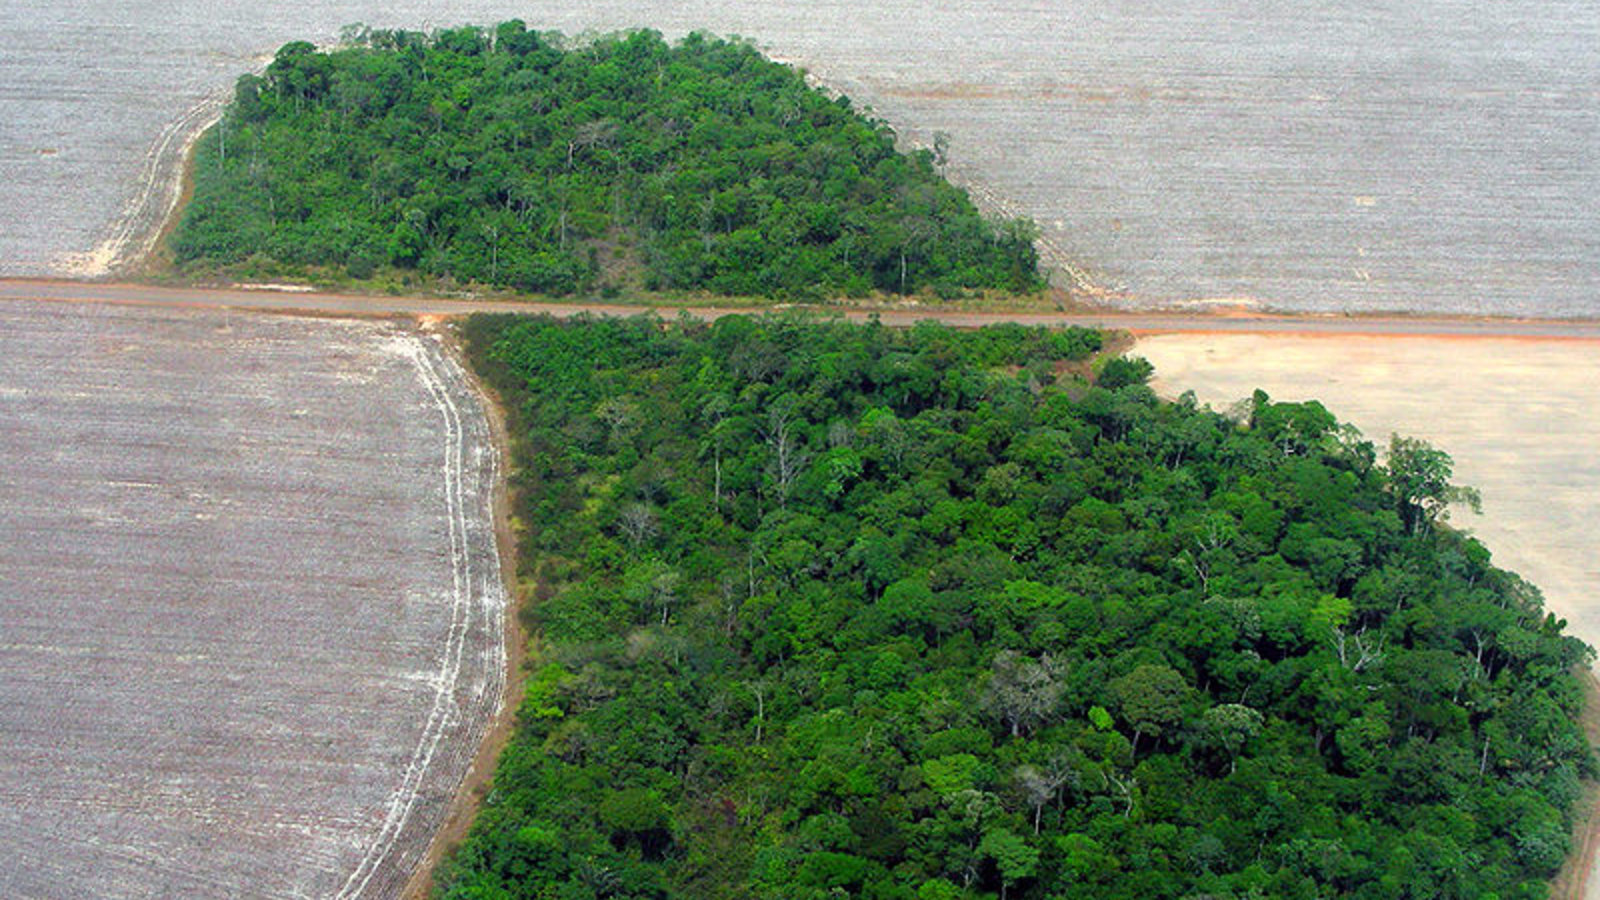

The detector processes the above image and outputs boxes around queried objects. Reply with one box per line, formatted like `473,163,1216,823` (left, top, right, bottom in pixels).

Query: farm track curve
0,299,505,899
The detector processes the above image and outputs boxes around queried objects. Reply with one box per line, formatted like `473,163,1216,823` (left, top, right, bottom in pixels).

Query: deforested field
0,300,505,899
3,0,1598,316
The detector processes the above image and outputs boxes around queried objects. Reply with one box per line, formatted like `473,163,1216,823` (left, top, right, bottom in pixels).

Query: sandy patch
1137,332,1600,654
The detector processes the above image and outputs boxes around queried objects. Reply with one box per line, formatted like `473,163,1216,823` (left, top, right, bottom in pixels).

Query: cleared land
7,1,1600,316
1137,333,1600,653
0,300,505,898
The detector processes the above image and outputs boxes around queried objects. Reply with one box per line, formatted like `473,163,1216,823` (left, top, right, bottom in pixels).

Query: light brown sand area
1136,333,1600,653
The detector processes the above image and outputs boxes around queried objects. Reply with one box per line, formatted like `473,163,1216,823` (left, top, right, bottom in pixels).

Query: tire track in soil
336,331,506,899
400,328,525,900
57,93,227,279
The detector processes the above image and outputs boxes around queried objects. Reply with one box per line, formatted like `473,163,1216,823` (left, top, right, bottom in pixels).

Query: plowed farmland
0,300,505,898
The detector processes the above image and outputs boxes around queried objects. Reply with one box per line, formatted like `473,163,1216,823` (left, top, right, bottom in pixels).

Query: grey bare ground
400,322,527,900
0,301,505,898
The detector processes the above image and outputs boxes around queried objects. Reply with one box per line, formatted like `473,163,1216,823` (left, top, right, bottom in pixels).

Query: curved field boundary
339,330,509,899
0,303,507,899
58,92,228,279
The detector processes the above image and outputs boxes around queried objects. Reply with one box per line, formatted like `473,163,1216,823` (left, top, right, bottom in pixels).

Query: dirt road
5,277,1600,339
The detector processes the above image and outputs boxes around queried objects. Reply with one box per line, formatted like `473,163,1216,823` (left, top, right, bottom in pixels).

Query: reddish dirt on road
5,277,1600,339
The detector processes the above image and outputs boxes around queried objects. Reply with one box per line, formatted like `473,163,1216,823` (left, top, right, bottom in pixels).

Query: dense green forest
172,25,1042,299
441,313,1591,900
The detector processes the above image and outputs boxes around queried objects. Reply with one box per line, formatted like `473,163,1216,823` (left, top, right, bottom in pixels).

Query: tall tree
1386,434,1481,535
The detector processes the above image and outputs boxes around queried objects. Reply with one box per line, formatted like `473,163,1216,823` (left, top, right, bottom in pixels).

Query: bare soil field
0,300,505,898
1137,332,1600,654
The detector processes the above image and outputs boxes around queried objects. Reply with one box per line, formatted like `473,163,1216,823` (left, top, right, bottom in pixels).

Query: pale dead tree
953,790,1004,889
566,118,619,170
507,178,537,224
699,394,731,512
556,183,572,250
1452,655,1483,704
1017,766,1051,834
898,216,937,295
718,573,742,637
1332,626,1385,672
839,219,863,270
983,651,1066,738
698,194,717,250
827,418,855,449
623,561,680,625
745,538,767,601
626,628,691,668
1101,771,1138,819
1045,752,1083,809
653,570,681,626
1468,627,1493,671
745,680,769,744
618,502,659,548
483,222,501,282
1176,514,1236,594
956,789,1003,830
1015,763,1074,834
595,397,638,448
761,398,810,509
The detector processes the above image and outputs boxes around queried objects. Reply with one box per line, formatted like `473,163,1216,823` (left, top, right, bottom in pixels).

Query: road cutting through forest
5,278,1600,339
6,277,1599,897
